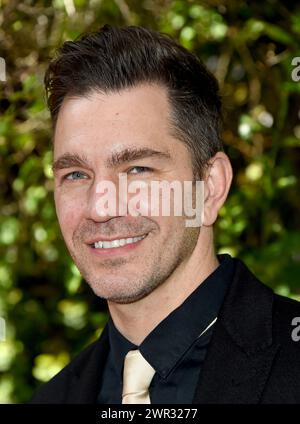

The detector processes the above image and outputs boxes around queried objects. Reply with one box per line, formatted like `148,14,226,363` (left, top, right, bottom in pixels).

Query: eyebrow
52,153,91,173
106,147,171,167
52,147,172,172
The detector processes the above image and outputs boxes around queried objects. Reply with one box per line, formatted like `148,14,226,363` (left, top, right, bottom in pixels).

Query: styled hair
44,24,223,177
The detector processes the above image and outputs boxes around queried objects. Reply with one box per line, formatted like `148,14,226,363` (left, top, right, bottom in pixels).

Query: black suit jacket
30,258,300,404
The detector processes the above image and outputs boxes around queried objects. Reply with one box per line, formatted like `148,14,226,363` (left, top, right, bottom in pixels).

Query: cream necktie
122,349,156,404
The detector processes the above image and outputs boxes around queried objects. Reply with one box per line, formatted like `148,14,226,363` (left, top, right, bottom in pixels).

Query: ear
202,151,233,226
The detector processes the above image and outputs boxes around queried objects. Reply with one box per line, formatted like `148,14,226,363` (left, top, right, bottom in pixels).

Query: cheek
155,215,186,240
128,186,180,218
55,191,85,239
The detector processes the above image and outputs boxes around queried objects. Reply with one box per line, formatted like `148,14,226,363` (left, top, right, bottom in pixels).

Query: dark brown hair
45,24,223,177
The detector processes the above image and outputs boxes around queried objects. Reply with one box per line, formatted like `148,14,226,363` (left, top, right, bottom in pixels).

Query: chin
86,276,158,304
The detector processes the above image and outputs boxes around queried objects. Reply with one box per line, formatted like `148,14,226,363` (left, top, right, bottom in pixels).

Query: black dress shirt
97,253,235,404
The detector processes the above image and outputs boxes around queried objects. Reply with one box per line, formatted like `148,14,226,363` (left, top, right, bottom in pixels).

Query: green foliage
0,0,300,403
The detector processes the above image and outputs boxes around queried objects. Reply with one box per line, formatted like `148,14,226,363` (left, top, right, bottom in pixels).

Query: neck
107,227,219,345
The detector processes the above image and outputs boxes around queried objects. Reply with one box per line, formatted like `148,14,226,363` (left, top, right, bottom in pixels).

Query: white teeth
93,235,146,249
111,239,120,248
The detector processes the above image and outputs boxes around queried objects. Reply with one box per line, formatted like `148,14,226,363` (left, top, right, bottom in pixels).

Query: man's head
47,25,232,304
46,24,223,178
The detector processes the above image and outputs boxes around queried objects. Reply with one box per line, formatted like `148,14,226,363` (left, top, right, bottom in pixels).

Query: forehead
53,83,178,159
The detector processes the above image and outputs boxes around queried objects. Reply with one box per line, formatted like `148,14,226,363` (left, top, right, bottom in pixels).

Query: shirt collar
108,253,235,380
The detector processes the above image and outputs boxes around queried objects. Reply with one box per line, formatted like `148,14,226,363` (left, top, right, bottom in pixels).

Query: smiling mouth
90,234,148,249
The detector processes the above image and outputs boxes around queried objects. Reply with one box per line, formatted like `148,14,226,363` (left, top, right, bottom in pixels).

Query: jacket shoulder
273,293,300,343
274,292,300,313
261,293,300,403
29,339,99,404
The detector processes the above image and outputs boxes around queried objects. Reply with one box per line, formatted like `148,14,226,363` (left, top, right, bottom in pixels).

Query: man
30,25,300,404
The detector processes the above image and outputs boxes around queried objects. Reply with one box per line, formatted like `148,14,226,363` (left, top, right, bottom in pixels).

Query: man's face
53,84,200,304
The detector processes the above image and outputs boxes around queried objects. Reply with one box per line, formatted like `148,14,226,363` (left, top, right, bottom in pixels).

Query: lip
85,233,149,245
87,234,148,257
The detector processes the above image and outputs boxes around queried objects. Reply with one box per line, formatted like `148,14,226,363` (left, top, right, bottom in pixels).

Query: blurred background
0,0,300,403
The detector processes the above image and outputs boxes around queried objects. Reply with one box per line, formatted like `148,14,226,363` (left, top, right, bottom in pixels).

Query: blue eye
64,171,88,180
128,166,152,174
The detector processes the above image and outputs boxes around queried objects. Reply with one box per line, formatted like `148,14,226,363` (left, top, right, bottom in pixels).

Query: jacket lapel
193,258,280,404
66,325,110,403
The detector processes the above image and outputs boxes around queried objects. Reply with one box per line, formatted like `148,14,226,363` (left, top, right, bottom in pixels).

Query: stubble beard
66,226,199,304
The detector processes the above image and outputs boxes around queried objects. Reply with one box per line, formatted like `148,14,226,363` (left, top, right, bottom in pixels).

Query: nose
86,173,129,222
